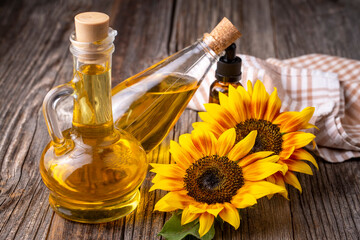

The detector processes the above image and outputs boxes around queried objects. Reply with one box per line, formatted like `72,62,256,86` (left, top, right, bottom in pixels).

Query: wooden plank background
0,0,359,239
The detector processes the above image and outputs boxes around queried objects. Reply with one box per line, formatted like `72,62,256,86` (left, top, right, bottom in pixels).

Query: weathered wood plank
241,0,276,59
289,159,360,240
169,0,239,53
111,0,175,85
0,0,359,239
271,0,360,59
0,0,113,239
272,0,360,239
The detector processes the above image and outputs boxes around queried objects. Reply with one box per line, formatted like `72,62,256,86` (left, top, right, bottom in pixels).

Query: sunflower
150,127,286,237
193,80,318,198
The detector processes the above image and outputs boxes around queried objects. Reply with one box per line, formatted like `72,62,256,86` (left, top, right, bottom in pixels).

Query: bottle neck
198,39,219,60
69,29,117,137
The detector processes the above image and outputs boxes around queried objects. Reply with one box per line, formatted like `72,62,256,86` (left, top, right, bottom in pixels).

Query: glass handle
42,83,74,146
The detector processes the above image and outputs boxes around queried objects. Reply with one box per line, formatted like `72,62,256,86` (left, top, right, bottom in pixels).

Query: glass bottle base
49,190,140,223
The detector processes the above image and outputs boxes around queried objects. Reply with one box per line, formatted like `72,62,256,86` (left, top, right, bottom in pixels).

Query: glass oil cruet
40,12,147,223
111,17,242,152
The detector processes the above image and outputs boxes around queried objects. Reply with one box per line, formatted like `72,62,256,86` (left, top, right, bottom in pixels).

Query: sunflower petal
188,204,207,214
193,123,218,156
169,141,194,169
291,148,319,170
191,127,217,156
279,163,289,175
267,174,276,184
279,146,296,160
164,194,193,210
218,203,240,229
199,212,214,237
204,103,236,129
273,172,286,188
169,140,195,164
266,172,288,199
303,123,319,130
227,85,245,123
203,103,222,114
154,198,179,212
284,159,313,175
154,192,186,211
282,132,316,149
247,80,253,96
238,151,274,167
236,85,252,119
149,177,183,192
217,128,236,156
151,173,175,183
257,155,279,164
263,88,281,121
228,130,257,161
219,92,230,108
284,171,302,192
312,139,316,149
274,173,288,199
239,181,287,199
193,121,223,138
179,133,203,160
242,161,284,181
150,163,185,178
181,206,200,225
198,112,227,136
231,193,257,208
206,204,224,217
251,80,269,119
274,107,315,132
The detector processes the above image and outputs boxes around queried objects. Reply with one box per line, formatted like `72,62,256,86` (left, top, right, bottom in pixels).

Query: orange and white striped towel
188,54,360,163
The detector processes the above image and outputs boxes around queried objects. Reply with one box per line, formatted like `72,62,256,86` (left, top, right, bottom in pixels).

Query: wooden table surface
1,0,359,239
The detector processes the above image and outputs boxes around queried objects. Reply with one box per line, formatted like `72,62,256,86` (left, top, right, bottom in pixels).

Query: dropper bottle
209,43,242,104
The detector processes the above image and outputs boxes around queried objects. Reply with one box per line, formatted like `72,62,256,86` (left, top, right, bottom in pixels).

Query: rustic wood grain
290,160,360,240
271,0,360,239
110,0,176,85
0,0,113,239
271,0,360,60
0,0,359,239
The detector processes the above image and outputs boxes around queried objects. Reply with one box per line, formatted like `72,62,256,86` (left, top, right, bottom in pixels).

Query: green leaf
159,212,215,240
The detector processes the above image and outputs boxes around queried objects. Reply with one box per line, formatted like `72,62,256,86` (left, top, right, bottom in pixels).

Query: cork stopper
75,12,109,42
203,17,241,55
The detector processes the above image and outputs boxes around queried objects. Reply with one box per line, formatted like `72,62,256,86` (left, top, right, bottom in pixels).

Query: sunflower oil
112,73,199,152
40,62,147,223
110,17,241,153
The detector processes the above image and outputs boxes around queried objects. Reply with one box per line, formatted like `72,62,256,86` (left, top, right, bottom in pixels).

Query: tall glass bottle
112,18,242,152
40,13,147,223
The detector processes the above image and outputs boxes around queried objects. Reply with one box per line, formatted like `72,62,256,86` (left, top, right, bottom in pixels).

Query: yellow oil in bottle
40,64,147,223
112,73,199,152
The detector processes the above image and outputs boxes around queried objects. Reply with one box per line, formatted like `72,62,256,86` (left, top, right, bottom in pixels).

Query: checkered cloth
188,54,360,163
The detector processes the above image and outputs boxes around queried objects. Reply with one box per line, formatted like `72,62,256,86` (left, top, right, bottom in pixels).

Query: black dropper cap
215,43,242,82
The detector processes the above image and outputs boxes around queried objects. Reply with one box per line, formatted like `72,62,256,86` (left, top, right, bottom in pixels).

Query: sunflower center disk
184,156,244,204
235,119,283,154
